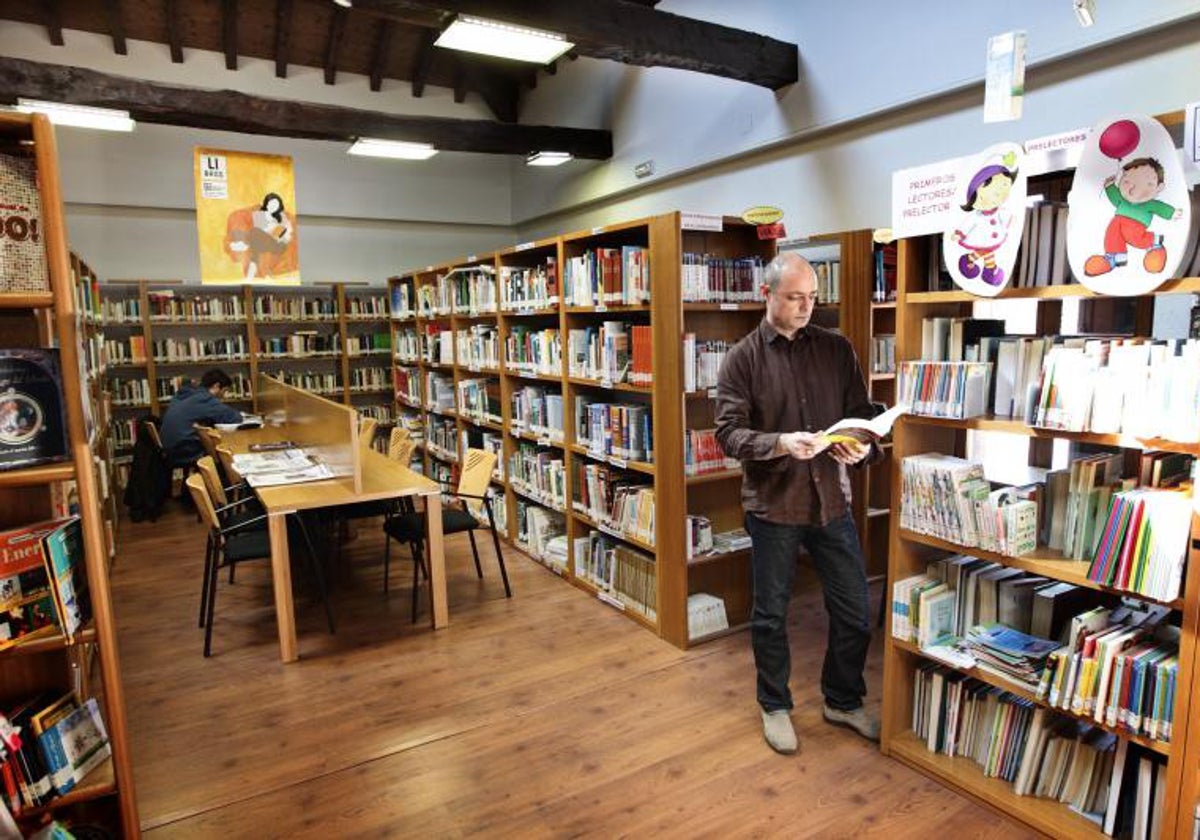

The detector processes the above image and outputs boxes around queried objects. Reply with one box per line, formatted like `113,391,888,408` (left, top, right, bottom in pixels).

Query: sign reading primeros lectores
741,206,784,226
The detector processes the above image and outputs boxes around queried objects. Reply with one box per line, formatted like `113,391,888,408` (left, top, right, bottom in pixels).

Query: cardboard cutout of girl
1067,115,1190,296
943,143,1027,297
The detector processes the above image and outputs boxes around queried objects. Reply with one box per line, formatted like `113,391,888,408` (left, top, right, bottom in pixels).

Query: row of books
426,416,457,461
149,336,248,365
515,502,566,569
457,378,502,425
464,429,505,482
257,332,340,357
267,369,339,397
684,428,739,476
563,247,651,308
912,664,1166,836
873,242,898,301
109,376,151,407
414,268,498,317
680,253,764,303
681,335,730,392
811,259,841,304
507,326,561,377
499,260,559,311
457,325,500,370
0,518,89,649
393,366,421,405
512,386,564,441
345,333,391,355
1011,201,1072,289
422,326,455,366
356,403,395,425
572,464,655,546
250,294,337,321
685,514,713,559
567,322,653,386
509,444,567,511
577,399,653,463
148,290,248,321
573,532,657,619
0,691,112,817
343,295,387,318
871,334,896,374
72,267,102,323
348,367,389,393
100,297,141,324
425,372,455,412
896,361,992,419
393,328,420,362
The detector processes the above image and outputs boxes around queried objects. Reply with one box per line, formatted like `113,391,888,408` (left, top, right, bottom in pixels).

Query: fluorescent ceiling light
526,151,572,167
16,99,135,132
435,15,573,64
332,0,352,7
1073,0,1095,27
348,138,438,160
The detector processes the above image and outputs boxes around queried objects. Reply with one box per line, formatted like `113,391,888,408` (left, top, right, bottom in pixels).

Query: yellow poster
194,147,300,285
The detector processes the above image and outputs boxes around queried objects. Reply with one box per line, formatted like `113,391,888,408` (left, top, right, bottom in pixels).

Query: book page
821,402,911,441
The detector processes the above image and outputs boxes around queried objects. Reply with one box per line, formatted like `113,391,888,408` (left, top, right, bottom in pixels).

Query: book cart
879,112,1200,838
0,112,138,835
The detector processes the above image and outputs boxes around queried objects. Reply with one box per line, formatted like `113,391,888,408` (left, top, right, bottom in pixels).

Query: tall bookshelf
102,280,392,468
0,113,138,834
389,214,887,649
878,186,1200,835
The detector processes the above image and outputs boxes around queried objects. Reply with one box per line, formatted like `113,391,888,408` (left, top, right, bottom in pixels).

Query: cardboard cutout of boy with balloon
1067,115,1190,296
942,142,1027,297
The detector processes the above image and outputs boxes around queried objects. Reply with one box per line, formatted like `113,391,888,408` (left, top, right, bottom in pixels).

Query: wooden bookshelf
0,111,139,835
879,129,1200,838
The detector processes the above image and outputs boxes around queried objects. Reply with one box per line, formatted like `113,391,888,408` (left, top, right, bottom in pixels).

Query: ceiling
0,0,798,158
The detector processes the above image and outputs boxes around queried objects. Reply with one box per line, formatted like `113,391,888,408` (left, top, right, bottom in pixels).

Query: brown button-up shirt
715,318,878,526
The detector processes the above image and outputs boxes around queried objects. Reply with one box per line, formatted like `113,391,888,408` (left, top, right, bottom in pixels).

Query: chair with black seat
185,474,335,657
382,447,510,622
196,454,265,586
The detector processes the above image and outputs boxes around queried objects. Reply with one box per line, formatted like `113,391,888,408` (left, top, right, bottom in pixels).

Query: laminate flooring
109,505,1030,838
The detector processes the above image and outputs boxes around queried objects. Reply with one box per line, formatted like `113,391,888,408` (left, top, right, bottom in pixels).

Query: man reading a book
160,369,242,467
716,252,881,755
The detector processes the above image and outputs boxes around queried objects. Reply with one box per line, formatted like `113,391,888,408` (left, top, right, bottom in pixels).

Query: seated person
160,369,243,466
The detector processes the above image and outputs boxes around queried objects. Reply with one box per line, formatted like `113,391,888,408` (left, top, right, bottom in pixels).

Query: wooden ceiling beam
349,0,798,89
0,57,613,159
369,20,395,92
410,28,435,98
222,0,238,71
101,0,128,56
42,0,64,47
163,0,183,63
323,6,348,85
274,0,292,78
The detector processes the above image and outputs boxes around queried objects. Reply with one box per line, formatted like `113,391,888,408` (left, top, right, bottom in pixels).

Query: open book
818,402,910,445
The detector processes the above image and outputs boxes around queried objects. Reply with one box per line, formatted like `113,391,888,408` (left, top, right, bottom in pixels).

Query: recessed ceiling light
435,15,573,64
347,138,438,160
15,99,135,132
332,0,352,7
526,151,573,167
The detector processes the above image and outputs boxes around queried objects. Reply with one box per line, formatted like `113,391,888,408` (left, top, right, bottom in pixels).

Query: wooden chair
195,426,222,460
387,426,414,463
359,416,378,454
186,474,335,657
382,448,510,621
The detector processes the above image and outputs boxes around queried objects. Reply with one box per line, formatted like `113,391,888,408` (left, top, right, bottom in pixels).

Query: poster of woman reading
194,148,301,285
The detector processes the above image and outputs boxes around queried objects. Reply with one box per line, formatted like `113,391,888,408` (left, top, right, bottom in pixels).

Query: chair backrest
185,474,221,532
457,449,496,517
196,425,222,459
387,426,411,460
359,416,378,452
144,419,164,452
195,456,228,507
215,445,241,484
392,438,416,468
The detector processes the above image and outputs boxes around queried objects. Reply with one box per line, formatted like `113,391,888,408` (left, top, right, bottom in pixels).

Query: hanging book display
1067,114,1190,295
0,348,68,471
942,142,1027,297
0,152,49,294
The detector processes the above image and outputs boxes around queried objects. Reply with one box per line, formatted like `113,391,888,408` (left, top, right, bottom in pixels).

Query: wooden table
223,428,444,662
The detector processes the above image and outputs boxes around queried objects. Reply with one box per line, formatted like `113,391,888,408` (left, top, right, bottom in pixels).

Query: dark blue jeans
745,512,871,713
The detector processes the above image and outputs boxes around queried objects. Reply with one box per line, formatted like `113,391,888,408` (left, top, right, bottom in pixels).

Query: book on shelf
0,349,69,472
681,253,764,303
685,515,713,559
710,528,752,554
897,362,991,419
687,593,729,640
576,531,657,619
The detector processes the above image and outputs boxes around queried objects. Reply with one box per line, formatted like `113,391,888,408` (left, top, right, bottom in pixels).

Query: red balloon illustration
1098,119,1141,160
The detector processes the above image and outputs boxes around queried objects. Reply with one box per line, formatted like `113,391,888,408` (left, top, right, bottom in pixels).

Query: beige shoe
761,710,798,755
823,704,880,742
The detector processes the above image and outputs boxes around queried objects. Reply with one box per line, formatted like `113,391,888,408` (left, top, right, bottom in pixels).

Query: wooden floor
108,504,1031,838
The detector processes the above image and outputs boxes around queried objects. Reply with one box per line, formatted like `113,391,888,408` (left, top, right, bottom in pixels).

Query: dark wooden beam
102,0,127,56
545,60,556,75
42,0,64,47
163,0,183,63
410,28,435,97
350,0,798,89
323,6,348,85
0,57,613,159
452,58,466,103
274,0,292,78
459,63,519,123
369,20,395,92
222,0,238,71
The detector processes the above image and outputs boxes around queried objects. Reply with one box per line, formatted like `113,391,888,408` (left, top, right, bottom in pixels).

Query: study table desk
223,427,444,663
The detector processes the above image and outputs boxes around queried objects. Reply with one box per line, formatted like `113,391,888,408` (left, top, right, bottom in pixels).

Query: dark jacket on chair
123,416,171,522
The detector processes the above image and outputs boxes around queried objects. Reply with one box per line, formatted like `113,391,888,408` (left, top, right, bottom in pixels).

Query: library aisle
109,505,1025,837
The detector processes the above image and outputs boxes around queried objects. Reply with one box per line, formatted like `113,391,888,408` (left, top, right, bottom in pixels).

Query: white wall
514,0,1200,236
0,21,518,284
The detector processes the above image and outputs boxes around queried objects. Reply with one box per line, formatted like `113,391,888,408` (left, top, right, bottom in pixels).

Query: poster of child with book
942,142,1027,297
1067,115,1190,296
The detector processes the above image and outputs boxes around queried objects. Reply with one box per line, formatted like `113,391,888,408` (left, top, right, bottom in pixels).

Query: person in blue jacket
160,369,242,465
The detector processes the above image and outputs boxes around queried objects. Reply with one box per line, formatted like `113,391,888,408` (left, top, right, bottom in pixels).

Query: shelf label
599,378,613,389
591,226,605,235
891,154,965,239
467,254,477,262
608,456,627,469
597,591,626,611
598,523,622,539
595,304,608,312
1023,126,1088,176
537,436,552,447
719,302,738,311
706,388,718,399
680,212,724,232
515,241,535,252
